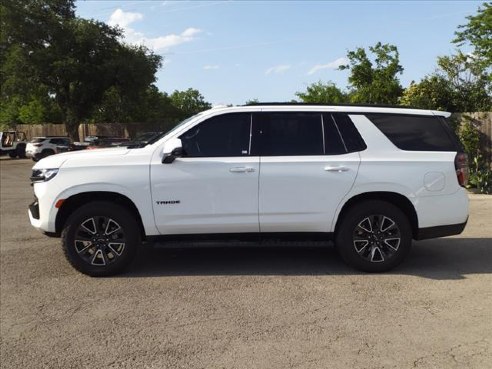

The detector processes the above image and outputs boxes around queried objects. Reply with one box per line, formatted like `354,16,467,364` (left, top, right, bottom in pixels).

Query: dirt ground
1,158,491,369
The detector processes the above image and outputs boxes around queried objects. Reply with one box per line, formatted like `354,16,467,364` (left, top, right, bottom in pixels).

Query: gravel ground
1,158,491,369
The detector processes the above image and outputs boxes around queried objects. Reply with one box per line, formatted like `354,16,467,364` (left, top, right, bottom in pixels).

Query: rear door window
254,113,324,156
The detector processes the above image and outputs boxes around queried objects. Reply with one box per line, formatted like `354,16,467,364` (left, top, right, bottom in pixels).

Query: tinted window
179,113,251,157
255,113,324,156
330,113,367,153
31,138,47,143
323,114,347,155
366,114,461,151
50,138,70,145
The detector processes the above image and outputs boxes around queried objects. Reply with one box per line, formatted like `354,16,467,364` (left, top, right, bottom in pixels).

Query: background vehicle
26,136,72,161
0,131,27,158
28,105,469,276
122,132,163,147
86,137,130,150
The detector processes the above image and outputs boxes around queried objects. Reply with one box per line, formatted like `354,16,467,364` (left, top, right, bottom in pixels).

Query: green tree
296,81,348,104
438,52,491,111
454,2,492,69
170,88,211,120
244,98,259,105
400,53,491,112
93,86,180,127
0,0,75,125
1,0,161,140
400,76,456,111
339,42,404,104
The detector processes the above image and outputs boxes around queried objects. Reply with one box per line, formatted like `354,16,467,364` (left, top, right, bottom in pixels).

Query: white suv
26,136,71,161
28,105,469,276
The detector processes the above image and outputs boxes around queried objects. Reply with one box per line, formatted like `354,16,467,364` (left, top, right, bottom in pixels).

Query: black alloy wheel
62,202,140,276
335,200,412,272
74,216,127,267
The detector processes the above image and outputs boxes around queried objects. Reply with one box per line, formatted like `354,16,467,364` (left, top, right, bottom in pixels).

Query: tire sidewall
41,149,54,158
62,202,140,276
336,200,412,272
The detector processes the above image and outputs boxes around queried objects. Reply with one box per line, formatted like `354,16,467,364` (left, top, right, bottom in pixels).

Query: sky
75,0,483,106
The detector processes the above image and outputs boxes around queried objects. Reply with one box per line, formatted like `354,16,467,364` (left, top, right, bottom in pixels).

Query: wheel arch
334,192,419,239
55,192,146,239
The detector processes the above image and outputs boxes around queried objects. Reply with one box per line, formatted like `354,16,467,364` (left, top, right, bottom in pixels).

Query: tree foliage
170,88,212,120
296,81,348,104
339,42,404,104
401,52,491,112
454,2,492,69
437,52,491,111
400,76,455,111
1,0,161,140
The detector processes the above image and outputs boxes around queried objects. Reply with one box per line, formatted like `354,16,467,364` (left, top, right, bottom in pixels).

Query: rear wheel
41,149,55,159
335,200,412,272
62,202,140,276
8,151,17,158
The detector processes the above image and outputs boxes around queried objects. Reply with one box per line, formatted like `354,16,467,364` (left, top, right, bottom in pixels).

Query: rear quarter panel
333,114,469,230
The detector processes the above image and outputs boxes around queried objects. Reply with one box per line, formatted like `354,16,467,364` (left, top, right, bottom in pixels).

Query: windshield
133,132,160,142
31,138,46,143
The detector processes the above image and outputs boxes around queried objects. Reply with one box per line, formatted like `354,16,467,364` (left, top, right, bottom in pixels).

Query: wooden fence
15,120,177,142
15,123,129,142
452,112,492,169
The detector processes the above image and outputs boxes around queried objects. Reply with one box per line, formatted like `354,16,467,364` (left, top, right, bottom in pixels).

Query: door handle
324,166,349,172
229,167,256,173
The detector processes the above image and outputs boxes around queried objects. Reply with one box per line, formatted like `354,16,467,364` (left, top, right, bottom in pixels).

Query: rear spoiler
431,111,452,118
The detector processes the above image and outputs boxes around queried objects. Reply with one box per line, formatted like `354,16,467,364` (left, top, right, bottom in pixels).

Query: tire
335,200,412,273
41,149,55,159
62,201,140,277
8,151,17,158
16,144,26,158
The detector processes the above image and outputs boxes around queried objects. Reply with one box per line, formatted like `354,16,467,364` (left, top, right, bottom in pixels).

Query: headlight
30,168,59,183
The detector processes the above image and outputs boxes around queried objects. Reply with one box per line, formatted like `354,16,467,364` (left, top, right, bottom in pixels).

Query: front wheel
335,200,412,272
16,144,26,158
62,202,140,276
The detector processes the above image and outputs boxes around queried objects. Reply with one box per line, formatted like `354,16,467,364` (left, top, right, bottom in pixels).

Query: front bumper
28,182,58,233
29,200,40,219
25,150,41,158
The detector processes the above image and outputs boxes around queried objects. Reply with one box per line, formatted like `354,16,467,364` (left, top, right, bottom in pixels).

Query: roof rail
242,102,421,110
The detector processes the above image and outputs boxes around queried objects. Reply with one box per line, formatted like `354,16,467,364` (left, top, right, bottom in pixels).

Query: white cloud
108,9,143,28
107,9,202,51
203,65,219,70
307,57,348,75
265,64,291,75
144,28,202,50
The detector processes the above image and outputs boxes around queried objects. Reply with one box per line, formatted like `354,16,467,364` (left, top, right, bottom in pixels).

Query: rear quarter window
365,114,462,152
329,113,367,153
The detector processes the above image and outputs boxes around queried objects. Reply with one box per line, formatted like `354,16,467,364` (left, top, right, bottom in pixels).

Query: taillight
455,153,469,187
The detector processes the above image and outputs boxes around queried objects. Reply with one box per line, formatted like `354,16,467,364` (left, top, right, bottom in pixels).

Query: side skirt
145,232,334,247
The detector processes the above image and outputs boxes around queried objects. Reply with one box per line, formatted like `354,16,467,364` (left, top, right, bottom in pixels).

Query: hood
32,147,130,169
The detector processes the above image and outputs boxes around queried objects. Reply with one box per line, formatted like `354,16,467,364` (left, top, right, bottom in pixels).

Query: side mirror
162,147,184,164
